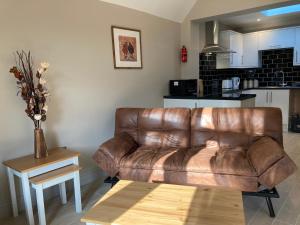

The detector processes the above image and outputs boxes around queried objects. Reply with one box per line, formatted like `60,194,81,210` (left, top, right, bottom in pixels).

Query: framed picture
111,26,142,69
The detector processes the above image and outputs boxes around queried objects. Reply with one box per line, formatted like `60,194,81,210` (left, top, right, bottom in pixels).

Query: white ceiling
99,0,197,23
220,10,300,33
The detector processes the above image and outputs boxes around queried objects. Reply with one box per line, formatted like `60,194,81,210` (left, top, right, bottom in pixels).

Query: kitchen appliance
222,79,233,92
232,77,240,90
222,92,241,98
201,21,236,54
169,79,199,96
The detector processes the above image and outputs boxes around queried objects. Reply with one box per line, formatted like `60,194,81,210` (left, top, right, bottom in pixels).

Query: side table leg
74,171,82,213
59,182,67,204
36,186,47,225
21,174,35,225
7,167,18,217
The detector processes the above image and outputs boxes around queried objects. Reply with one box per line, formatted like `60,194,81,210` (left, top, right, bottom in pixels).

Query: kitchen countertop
243,86,300,90
164,94,256,101
164,85,300,101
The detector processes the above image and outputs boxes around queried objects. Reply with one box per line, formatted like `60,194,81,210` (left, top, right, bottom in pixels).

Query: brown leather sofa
93,108,297,192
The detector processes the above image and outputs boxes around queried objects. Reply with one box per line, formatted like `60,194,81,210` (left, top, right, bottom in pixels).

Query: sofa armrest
248,136,297,189
258,154,297,189
248,136,284,176
93,132,138,177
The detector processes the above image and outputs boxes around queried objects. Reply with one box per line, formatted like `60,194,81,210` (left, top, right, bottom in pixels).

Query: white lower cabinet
164,99,198,108
243,90,268,107
165,92,289,129
243,89,290,130
163,98,255,108
270,90,290,129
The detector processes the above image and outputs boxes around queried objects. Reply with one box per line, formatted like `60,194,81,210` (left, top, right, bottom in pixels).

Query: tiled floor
1,132,300,225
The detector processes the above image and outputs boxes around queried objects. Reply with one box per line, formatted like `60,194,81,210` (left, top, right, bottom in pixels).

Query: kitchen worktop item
248,80,254,89
232,77,240,90
243,80,248,89
254,79,259,88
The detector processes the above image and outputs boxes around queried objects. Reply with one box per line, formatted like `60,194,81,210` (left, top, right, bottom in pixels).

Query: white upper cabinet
216,30,243,69
242,32,259,68
230,31,243,67
258,27,295,50
216,26,297,69
294,27,300,65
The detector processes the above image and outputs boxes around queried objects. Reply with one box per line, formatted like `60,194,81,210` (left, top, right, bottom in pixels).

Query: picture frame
111,26,143,69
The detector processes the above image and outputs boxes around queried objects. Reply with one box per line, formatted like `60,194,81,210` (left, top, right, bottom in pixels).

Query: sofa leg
104,176,119,188
243,187,279,218
266,197,275,217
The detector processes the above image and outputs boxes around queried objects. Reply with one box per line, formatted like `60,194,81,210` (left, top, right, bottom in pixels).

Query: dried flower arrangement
9,51,50,129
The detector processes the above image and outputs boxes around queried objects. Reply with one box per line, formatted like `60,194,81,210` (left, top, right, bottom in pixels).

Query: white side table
3,147,81,225
30,164,82,225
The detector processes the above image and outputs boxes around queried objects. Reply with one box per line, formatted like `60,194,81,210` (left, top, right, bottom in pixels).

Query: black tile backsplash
199,48,300,94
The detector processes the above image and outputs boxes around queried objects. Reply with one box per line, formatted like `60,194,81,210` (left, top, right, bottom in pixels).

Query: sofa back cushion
115,107,283,149
115,108,191,148
115,108,140,142
138,108,190,148
191,108,283,148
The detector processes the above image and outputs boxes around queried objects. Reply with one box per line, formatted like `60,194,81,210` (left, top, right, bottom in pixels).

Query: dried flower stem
9,50,50,129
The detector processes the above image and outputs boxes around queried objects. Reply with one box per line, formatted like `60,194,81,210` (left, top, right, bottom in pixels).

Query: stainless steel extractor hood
201,20,236,54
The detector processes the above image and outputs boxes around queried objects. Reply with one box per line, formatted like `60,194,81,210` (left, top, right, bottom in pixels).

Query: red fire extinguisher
181,45,187,63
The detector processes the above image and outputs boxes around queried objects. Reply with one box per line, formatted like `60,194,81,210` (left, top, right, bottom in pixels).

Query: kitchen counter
241,87,300,131
164,93,256,101
242,83,300,90
243,86,300,90
164,93,256,108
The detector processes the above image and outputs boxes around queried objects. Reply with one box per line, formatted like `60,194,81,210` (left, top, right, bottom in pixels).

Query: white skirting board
0,166,104,219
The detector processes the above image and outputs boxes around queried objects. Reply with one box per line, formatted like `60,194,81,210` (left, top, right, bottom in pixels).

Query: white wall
0,0,180,218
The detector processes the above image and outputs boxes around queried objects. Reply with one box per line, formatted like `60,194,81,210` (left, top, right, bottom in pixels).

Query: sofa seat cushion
118,168,259,192
119,146,185,171
120,146,257,177
210,147,257,177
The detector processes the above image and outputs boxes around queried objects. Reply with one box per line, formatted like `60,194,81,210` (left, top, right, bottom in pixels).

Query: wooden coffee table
81,180,245,225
